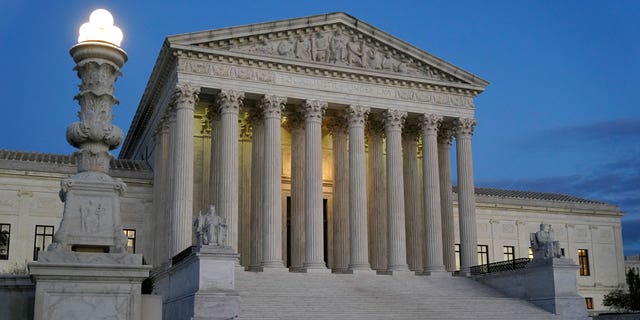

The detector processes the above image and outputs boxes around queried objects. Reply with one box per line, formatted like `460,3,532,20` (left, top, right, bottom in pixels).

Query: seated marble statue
530,223,562,260
193,205,228,247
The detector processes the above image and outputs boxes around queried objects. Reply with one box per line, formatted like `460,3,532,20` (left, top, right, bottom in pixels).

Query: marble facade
0,13,626,315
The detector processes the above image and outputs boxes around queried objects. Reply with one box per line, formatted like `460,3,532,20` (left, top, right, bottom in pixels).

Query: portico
120,13,488,275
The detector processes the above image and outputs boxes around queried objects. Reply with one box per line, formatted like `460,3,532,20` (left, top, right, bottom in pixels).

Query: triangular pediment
167,13,488,89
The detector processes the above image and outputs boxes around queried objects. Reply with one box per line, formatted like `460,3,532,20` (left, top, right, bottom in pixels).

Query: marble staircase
235,271,560,320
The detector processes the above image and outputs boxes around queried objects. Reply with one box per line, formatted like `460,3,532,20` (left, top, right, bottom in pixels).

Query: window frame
123,229,136,254
585,297,593,310
33,225,54,261
477,244,489,265
578,249,590,276
503,245,515,262
0,223,10,260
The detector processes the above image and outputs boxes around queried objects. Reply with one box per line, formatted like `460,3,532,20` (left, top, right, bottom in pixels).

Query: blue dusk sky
1,1,639,254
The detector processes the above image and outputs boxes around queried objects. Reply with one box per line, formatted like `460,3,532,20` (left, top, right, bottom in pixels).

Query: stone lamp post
29,10,151,320
47,9,129,253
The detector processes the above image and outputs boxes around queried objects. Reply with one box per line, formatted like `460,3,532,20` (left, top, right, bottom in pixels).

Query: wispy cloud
480,118,640,255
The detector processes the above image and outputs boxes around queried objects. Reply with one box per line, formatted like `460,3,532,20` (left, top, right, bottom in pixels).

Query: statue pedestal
152,246,240,320
526,258,589,320
29,252,151,320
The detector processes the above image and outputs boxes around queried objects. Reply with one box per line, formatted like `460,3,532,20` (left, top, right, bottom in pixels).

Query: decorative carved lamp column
49,9,130,253
30,10,150,320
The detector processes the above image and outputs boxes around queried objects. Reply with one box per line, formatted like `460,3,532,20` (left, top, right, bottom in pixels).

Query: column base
245,265,263,272
422,265,447,276
261,265,289,273
301,263,331,273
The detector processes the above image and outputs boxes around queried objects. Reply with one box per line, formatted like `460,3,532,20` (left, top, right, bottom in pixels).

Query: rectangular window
578,249,590,276
478,245,489,265
503,246,515,262
561,248,565,257
0,223,10,260
454,244,460,271
585,297,593,310
33,225,54,260
123,229,136,254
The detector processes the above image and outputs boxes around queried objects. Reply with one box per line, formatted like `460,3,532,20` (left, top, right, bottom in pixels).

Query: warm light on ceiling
77,9,123,47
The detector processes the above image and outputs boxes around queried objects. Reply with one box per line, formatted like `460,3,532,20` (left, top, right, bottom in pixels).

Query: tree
604,268,640,312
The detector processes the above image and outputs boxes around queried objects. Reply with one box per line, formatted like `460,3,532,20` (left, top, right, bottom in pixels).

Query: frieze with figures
212,25,466,84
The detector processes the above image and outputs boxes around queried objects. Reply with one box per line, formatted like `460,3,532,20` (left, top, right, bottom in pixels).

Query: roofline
166,12,489,88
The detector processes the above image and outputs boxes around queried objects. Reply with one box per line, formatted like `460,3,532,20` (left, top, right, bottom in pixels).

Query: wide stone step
234,271,559,320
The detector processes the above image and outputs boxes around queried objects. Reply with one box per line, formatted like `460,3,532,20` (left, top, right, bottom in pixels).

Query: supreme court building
0,13,625,315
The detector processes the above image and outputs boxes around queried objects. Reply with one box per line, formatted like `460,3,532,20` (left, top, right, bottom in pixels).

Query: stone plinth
29,251,151,320
526,258,589,319
153,246,240,320
474,257,589,320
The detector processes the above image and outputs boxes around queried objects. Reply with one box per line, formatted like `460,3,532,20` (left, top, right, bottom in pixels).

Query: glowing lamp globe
77,9,123,47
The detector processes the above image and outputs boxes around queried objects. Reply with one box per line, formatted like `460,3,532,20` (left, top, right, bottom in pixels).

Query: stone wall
0,275,35,320
0,151,153,273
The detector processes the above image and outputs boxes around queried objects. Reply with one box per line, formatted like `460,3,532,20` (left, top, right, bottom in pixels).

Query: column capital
283,107,305,132
402,119,421,141
383,109,407,130
217,89,244,114
260,95,287,119
345,105,370,128
419,113,443,136
303,100,327,122
454,118,477,137
325,114,348,135
437,123,455,146
174,83,200,110
366,114,385,137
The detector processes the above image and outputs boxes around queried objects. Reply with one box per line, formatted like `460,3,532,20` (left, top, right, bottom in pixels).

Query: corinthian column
330,115,349,273
286,110,306,272
169,83,200,256
346,105,372,273
247,108,264,271
367,117,387,272
216,90,244,252
302,100,329,272
455,118,478,276
437,125,456,272
420,114,446,274
402,121,423,272
260,95,287,269
384,109,409,273
208,107,221,210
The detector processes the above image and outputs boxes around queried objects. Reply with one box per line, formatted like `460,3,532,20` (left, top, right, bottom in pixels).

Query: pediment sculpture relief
226,27,463,84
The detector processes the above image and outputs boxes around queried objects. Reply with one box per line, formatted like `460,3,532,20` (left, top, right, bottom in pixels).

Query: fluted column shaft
455,118,478,275
402,124,423,272
303,100,329,271
248,110,264,271
331,117,350,272
208,109,221,208
437,126,456,272
347,105,371,272
217,90,244,252
260,95,287,269
420,114,446,274
289,114,306,271
169,83,199,256
367,119,387,271
384,110,409,272
152,117,169,265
